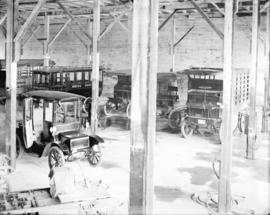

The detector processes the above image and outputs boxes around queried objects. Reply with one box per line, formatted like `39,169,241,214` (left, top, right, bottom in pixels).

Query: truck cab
17,90,103,168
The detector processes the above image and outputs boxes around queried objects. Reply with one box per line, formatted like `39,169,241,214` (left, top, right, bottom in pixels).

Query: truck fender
41,143,59,157
89,135,104,147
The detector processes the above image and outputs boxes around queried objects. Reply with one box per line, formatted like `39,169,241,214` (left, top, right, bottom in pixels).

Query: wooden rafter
188,0,224,40
14,0,46,42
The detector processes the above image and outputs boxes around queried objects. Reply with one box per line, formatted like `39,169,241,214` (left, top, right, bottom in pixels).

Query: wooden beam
48,18,71,47
0,13,7,26
118,20,129,33
218,0,234,213
14,0,46,42
43,12,50,66
208,0,225,16
188,0,224,40
56,0,92,41
99,11,127,41
247,0,260,159
91,0,100,135
174,25,195,48
260,0,270,13
158,9,177,31
262,5,270,132
5,0,18,170
129,0,158,214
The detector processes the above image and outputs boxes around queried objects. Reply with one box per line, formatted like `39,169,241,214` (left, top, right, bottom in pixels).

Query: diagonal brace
14,0,46,42
174,25,195,48
67,24,88,48
99,8,131,40
189,0,224,40
56,0,92,41
48,18,71,47
159,10,177,31
0,13,7,26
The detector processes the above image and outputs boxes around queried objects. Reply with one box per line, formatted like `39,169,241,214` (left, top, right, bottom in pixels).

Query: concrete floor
3,123,270,215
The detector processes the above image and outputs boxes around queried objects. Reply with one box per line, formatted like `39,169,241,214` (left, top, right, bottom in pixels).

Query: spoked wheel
168,109,182,130
86,144,101,166
181,118,194,138
48,146,65,169
16,135,24,159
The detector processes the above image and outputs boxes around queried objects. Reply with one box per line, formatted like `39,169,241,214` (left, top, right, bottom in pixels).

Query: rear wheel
168,109,182,130
86,144,101,166
48,146,65,169
181,118,194,138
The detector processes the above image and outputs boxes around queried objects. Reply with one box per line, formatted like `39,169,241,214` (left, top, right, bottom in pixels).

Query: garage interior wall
0,15,267,72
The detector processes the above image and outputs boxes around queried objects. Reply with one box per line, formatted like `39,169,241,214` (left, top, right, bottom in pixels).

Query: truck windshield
54,100,79,123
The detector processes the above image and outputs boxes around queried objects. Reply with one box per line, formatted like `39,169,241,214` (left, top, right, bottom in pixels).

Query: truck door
23,97,35,148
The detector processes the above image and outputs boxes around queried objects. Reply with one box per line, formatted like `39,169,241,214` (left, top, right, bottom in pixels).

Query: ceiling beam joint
14,0,46,42
188,0,224,40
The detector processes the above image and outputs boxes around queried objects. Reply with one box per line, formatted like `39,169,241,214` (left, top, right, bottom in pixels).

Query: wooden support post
43,12,50,66
171,15,175,72
247,0,260,160
5,0,18,170
87,18,92,65
189,0,224,40
263,6,270,132
129,0,159,214
91,0,100,135
218,0,234,213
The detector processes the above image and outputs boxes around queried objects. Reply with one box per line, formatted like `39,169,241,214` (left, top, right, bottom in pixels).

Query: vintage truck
16,90,103,168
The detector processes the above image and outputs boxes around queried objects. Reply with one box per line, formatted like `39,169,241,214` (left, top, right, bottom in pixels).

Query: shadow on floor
154,185,187,202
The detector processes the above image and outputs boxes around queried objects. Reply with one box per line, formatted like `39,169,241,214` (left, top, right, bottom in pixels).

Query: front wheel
48,146,65,169
181,118,194,138
86,144,101,166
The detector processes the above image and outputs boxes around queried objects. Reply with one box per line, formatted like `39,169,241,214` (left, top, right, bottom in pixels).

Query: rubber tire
168,109,182,130
48,146,65,169
16,135,24,159
87,144,101,166
181,119,194,138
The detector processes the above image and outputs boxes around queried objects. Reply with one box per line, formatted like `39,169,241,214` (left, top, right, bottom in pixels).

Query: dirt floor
1,119,269,215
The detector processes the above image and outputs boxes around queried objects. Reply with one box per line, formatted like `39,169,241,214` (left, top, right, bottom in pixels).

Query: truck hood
59,130,88,140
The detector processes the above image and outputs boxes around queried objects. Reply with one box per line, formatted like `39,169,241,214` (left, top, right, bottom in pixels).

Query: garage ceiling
0,0,269,39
